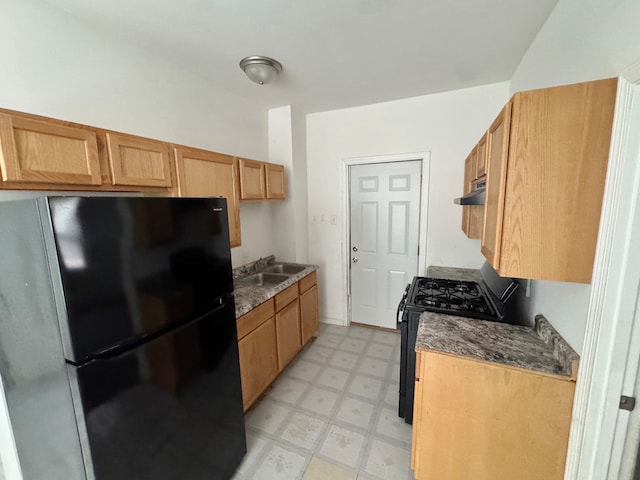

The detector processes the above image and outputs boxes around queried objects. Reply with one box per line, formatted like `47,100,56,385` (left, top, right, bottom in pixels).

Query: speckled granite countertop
426,265,482,283
232,256,319,318
416,312,579,379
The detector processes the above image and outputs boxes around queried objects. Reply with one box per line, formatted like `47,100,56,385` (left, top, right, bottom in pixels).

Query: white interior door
349,160,422,329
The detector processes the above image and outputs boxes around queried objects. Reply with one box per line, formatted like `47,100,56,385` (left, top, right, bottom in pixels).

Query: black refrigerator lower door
72,301,246,480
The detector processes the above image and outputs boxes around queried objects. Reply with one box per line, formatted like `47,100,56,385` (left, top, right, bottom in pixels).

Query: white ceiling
42,0,558,113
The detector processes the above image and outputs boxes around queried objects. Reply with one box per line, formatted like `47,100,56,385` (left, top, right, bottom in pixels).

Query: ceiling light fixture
239,56,282,85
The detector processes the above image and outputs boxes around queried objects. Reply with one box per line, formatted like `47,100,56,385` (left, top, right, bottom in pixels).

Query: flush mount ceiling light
239,56,282,85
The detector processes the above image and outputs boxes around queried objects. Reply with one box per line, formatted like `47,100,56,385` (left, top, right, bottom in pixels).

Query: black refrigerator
0,196,245,480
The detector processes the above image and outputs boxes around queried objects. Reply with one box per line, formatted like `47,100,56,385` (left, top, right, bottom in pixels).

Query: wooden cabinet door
481,102,512,269
475,132,488,177
300,284,318,345
499,80,616,282
265,163,285,199
238,158,266,200
275,299,301,371
461,148,483,240
238,316,278,411
0,114,102,186
461,150,474,237
106,133,172,188
413,352,575,480
175,147,242,247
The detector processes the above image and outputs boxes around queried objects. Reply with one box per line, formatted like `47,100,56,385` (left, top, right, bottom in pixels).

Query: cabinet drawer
236,299,274,340
298,271,317,294
275,284,298,311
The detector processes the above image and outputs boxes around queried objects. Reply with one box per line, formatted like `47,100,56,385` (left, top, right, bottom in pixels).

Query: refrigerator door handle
67,298,226,366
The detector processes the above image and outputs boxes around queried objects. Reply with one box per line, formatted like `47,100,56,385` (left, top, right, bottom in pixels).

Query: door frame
341,152,430,326
565,74,640,478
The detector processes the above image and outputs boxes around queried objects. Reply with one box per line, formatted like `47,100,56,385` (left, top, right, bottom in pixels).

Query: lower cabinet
237,300,278,412
275,298,301,370
299,274,319,345
236,271,319,411
411,351,575,480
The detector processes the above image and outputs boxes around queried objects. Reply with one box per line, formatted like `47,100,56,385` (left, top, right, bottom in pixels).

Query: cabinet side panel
0,199,86,480
501,78,617,281
416,352,575,480
481,103,512,269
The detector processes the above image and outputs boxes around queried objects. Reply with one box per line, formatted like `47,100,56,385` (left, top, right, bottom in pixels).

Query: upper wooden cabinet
481,102,512,268
475,133,488,177
461,148,483,240
0,114,102,186
265,163,285,199
106,133,173,188
174,147,242,247
238,158,266,200
481,78,617,282
238,158,286,200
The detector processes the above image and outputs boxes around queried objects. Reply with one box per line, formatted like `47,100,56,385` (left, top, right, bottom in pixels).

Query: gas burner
408,276,497,319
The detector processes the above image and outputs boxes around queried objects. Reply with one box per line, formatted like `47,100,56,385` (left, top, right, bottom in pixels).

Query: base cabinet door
300,284,318,345
275,299,301,371
237,316,278,411
412,351,575,480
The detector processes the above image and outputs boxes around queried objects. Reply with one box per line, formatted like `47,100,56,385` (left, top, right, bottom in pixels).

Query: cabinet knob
352,257,358,263
352,246,358,252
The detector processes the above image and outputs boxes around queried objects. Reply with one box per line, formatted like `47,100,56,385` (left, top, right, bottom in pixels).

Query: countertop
426,265,482,283
232,256,319,318
415,312,579,379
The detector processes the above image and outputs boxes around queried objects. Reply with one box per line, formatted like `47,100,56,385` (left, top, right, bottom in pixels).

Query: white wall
0,0,271,268
306,82,510,323
268,106,310,264
510,0,640,353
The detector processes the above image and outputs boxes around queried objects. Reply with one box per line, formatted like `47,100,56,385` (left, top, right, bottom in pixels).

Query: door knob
352,246,358,252
352,257,358,263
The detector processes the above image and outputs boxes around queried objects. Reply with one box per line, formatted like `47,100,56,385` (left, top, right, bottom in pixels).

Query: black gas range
397,263,520,424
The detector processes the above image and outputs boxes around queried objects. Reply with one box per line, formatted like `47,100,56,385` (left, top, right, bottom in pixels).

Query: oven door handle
396,283,410,328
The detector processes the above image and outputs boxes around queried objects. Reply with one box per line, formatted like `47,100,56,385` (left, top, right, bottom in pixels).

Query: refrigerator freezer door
47,197,233,363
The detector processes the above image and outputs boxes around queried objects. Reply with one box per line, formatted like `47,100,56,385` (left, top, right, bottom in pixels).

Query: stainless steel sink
236,272,290,287
262,264,307,275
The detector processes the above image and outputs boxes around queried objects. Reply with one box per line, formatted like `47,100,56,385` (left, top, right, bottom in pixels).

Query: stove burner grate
409,277,496,317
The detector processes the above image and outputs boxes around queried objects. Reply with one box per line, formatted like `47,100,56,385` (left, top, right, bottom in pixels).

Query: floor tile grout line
237,324,406,480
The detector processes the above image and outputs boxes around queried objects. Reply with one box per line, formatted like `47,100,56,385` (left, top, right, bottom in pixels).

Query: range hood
454,180,485,206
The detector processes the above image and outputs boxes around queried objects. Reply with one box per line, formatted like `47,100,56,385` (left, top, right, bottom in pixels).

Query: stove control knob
352,257,358,263
352,246,358,252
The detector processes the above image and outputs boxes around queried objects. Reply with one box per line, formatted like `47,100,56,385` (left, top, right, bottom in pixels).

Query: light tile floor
233,323,412,480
